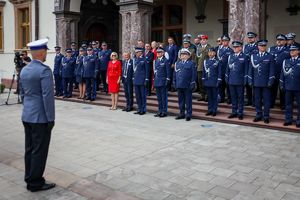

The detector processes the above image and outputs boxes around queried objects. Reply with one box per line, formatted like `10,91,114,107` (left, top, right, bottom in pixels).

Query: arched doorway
78,0,119,51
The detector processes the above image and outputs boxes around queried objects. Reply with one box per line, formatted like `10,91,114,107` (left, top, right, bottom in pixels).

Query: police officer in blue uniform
280,45,300,128
248,40,275,124
154,47,171,118
268,34,290,109
226,41,248,120
243,32,258,106
202,48,222,116
53,46,64,96
20,38,56,192
75,47,86,99
122,52,134,112
71,42,79,58
145,43,155,96
83,47,99,101
61,48,76,98
133,47,149,115
217,34,234,104
166,36,179,91
98,42,112,93
174,48,197,121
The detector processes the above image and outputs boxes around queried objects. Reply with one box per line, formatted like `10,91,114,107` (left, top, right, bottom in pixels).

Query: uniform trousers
229,85,245,116
177,88,193,118
23,122,54,190
63,77,73,97
285,90,300,125
155,86,168,114
254,87,271,119
206,87,218,113
135,85,147,112
54,74,63,96
99,70,108,92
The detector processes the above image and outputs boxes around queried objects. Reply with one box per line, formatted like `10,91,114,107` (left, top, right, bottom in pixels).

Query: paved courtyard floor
1,94,300,200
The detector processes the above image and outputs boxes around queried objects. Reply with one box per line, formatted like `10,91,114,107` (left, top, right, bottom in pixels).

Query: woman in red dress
106,52,122,110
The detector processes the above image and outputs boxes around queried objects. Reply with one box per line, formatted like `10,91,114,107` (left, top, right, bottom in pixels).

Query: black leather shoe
283,122,292,126
139,112,146,115
154,113,161,117
205,112,212,116
238,115,243,120
253,117,262,122
134,111,140,114
160,113,167,118
175,115,185,120
228,114,237,119
126,108,133,112
212,112,217,117
186,117,191,121
28,182,56,192
264,118,270,124
296,124,300,128
90,98,95,101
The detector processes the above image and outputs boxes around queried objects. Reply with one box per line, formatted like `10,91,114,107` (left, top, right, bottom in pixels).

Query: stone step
56,93,300,133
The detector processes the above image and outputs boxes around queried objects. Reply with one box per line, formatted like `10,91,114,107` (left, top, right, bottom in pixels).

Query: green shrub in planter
0,83,5,93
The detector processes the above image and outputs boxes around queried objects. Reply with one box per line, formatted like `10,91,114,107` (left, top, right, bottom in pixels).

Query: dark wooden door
85,23,107,42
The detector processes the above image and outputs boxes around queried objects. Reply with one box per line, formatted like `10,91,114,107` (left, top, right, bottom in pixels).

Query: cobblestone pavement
1,96,300,200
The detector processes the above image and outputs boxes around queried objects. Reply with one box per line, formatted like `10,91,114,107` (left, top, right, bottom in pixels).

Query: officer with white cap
173,48,197,121
19,38,56,192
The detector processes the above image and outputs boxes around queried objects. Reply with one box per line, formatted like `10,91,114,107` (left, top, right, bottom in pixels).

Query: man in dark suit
122,52,134,112
144,43,154,96
166,36,178,91
19,38,56,192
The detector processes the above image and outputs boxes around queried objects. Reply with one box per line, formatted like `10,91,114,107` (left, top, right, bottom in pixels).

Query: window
0,10,3,51
13,2,31,50
17,7,30,49
151,1,185,45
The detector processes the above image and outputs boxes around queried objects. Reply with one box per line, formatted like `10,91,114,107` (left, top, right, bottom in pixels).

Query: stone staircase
56,87,300,133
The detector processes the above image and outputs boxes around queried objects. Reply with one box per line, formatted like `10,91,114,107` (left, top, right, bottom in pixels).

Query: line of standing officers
53,32,300,127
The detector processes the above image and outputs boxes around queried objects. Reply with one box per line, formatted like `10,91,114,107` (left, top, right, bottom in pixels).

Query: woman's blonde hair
110,52,118,60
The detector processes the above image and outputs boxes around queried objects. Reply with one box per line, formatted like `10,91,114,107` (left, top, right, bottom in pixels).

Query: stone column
244,0,260,38
228,0,245,41
54,11,80,51
118,0,153,54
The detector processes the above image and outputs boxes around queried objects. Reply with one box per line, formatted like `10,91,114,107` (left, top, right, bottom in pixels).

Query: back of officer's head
31,49,47,62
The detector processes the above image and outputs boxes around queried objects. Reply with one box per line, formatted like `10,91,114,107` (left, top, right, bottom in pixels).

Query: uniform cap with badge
27,38,49,51
257,39,268,46
182,38,190,44
65,48,72,53
156,47,165,53
289,45,299,51
276,34,287,40
286,33,295,40
221,35,231,41
208,47,216,52
134,47,144,53
199,34,208,40
232,41,243,47
180,48,191,55
247,32,257,38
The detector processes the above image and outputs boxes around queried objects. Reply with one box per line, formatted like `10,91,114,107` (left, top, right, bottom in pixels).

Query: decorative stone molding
8,0,32,5
53,11,80,51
